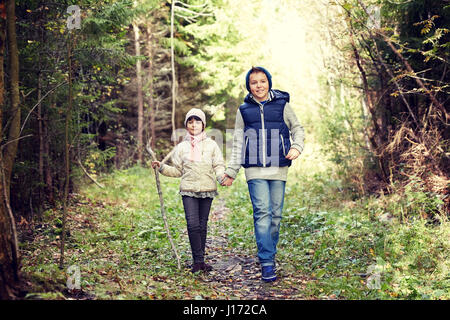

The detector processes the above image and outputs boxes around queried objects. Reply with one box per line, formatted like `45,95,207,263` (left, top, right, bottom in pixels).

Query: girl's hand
221,174,234,186
151,161,161,169
285,148,300,160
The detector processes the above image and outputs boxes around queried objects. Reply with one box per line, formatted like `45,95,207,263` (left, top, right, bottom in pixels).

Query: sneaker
261,265,277,282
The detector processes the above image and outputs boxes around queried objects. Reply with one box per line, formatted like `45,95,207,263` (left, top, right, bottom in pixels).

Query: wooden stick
77,157,105,189
145,141,181,270
160,148,176,166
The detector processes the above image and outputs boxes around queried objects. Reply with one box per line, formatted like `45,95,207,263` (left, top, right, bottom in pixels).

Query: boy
222,67,304,282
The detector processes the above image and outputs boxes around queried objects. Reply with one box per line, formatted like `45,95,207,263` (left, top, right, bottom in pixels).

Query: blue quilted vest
239,90,292,168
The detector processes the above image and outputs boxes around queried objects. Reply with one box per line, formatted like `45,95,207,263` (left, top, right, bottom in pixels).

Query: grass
223,163,449,300
21,166,226,299
19,162,449,300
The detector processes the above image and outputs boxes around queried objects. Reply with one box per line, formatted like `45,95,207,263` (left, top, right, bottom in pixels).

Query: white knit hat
184,108,206,128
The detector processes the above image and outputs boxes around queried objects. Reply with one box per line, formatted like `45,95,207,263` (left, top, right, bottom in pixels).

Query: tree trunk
37,14,44,217
170,0,177,144
43,110,54,205
146,23,155,150
37,64,43,217
0,3,4,132
60,32,73,269
133,22,144,163
0,0,19,300
3,0,20,198
0,195,18,299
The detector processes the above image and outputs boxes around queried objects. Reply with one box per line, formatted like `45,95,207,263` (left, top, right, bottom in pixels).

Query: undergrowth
19,165,449,300
21,166,225,299
224,166,449,300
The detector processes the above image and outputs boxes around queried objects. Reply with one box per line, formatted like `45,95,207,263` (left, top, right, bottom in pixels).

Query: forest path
196,196,313,300
19,167,316,300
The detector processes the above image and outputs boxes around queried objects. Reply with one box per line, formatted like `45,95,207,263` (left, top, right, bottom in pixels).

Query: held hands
220,149,300,187
220,174,234,187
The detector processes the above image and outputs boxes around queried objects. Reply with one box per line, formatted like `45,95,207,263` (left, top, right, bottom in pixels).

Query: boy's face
186,118,203,136
249,71,269,102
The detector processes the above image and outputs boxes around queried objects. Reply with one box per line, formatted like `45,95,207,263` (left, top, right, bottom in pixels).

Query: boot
191,262,203,273
201,262,213,272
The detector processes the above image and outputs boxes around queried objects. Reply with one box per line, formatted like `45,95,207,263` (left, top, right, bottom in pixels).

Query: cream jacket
159,136,225,193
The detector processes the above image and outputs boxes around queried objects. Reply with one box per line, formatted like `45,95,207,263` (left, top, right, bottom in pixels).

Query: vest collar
248,90,275,106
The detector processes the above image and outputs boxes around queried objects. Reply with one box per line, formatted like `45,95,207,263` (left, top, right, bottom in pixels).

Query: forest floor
185,197,313,300
18,190,313,300
18,165,450,300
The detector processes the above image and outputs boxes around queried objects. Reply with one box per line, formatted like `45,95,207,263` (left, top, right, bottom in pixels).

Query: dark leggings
182,196,213,264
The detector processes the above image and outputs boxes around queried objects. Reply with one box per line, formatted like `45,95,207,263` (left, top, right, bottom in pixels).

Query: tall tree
59,30,74,269
133,22,144,162
0,0,20,300
133,1,144,163
3,0,20,197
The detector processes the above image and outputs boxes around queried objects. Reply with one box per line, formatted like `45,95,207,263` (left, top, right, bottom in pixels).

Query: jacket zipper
244,136,249,154
260,104,266,167
252,92,272,167
280,134,286,156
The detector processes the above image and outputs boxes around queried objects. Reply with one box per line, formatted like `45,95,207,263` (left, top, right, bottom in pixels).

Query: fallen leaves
19,181,315,300
195,201,312,300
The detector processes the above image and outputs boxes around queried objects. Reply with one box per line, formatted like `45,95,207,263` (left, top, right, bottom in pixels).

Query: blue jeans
247,179,286,267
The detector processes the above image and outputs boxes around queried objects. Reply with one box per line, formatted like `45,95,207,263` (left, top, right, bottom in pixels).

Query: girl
152,108,225,273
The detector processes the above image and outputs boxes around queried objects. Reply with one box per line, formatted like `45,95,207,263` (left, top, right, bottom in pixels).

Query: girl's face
249,71,269,102
186,118,203,136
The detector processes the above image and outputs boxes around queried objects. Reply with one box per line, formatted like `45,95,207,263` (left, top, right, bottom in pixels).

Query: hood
245,66,273,92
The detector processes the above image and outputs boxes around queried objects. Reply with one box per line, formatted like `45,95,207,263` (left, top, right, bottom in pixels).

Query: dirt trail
20,193,313,300
197,196,312,300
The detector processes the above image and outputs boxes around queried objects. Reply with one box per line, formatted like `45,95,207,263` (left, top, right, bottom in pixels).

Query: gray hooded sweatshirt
224,91,305,182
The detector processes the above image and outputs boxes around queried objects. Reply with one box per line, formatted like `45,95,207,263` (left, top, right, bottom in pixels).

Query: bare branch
175,13,195,23
0,134,33,151
77,157,105,189
176,1,209,9
20,81,68,135
174,5,213,18
356,0,448,122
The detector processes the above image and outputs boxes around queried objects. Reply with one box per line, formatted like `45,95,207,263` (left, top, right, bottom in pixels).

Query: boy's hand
151,161,161,169
221,174,234,187
285,148,300,160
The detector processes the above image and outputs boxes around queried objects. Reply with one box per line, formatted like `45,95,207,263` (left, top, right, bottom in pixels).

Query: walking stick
145,141,181,270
